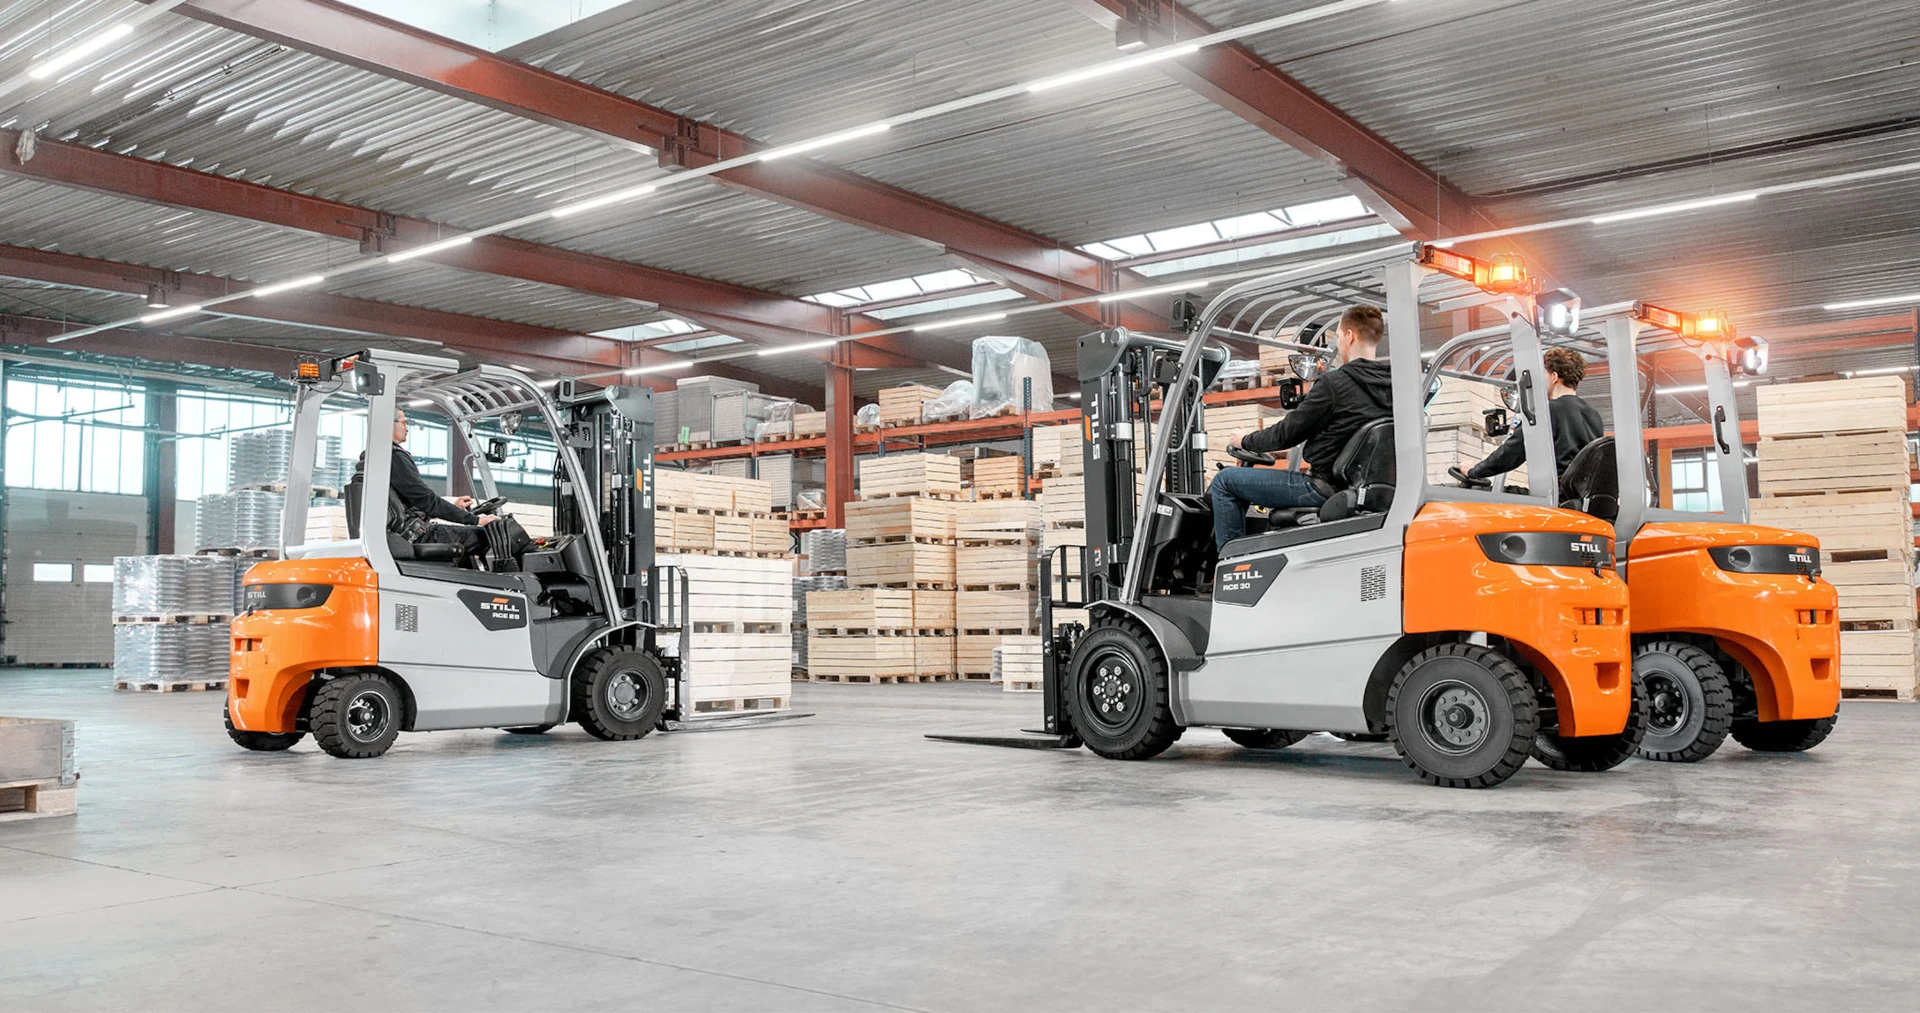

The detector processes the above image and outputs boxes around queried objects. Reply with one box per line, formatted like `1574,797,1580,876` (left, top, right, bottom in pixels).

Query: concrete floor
1,668,1916,1011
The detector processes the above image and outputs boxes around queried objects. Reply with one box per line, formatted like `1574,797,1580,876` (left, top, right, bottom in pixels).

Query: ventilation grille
1360,565,1388,602
395,603,419,633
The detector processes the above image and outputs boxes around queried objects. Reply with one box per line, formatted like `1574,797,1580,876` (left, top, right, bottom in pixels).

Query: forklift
1439,304,1840,759
937,243,1643,788
223,349,685,759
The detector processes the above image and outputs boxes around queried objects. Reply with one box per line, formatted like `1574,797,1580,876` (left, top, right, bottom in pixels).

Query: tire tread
1385,643,1538,788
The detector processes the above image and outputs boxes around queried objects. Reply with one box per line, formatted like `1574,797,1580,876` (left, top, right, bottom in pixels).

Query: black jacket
356,446,476,526
1469,393,1605,479
1240,358,1394,476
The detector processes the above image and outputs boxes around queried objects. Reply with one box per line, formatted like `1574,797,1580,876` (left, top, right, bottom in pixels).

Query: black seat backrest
1558,436,1619,522
1316,419,1396,521
344,474,363,539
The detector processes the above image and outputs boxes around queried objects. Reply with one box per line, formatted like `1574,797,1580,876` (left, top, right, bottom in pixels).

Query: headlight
1476,532,1613,572
243,583,334,612
1709,545,1819,578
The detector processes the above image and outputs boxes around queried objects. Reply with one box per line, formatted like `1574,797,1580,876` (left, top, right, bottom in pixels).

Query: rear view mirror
1483,407,1511,438
1278,378,1306,410
485,437,510,464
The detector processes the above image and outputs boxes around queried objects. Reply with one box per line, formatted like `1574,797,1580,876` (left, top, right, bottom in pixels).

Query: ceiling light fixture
759,123,891,161
915,311,1007,331
1842,364,1920,377
249,274,327,298
27,23,133,80
623,362,693,375
1096,278,1218,302
140,304,203,324
1026,43,1199,93
1823,292,1920,311
551,184,659,219
1590,193,1758,225
758,339,841,357
386,236,473,263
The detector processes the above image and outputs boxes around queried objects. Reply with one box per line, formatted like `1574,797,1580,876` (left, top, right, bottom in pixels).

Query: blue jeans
1210,467,1325,550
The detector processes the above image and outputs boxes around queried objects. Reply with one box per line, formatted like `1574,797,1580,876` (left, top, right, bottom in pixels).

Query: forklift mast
553,383,656,620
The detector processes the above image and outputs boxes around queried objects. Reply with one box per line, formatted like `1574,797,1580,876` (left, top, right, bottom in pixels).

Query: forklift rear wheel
573,649,667,741
1730,714,1837,753
224,703,304,752
1066,618,1182,760
1385,644,1538,788
1631,641,1732,762
1531,668,1648,772
1223,728,1308,750
503,725,556,735
310,673,402,759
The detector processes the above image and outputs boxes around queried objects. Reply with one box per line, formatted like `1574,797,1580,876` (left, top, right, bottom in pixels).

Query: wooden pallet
959,582,1036,592
1756,377,1909,439
851,580,956,591
808,672,953,684
1003,678,1044,693
1216,371,1280,391
194,548,277,558
690,695,790,714
959,627,1038,636
0,778,76,824
115,680,226,692
691,621,792,634
112,613,230,625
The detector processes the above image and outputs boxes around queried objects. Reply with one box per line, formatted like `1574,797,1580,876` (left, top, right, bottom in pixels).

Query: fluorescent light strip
758,339,841,357
387,237,473,263
1843,364,1919,377
551,184,658,219
1026,44,1199,93
249,275,326,298
1590,192,1758,225
1097,278,1219,302
1655,380,1754,396
27,23,133,80
140,304,204,324
1823,292,1920,311
915,311,1007,331
623,362,693,375
760,123,891,161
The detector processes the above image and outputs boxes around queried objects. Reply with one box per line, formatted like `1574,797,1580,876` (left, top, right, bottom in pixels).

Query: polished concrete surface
2,666,1916,1011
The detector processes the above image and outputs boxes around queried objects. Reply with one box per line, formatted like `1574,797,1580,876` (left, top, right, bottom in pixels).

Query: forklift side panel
378,574,550,730
228,558,379,734
1403,503,1632,738
1627,522,1840,722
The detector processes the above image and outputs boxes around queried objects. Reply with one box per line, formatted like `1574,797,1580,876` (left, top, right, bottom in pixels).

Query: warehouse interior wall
2,489,148,665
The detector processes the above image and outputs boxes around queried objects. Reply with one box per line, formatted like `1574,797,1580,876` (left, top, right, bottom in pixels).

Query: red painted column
824,348,857,529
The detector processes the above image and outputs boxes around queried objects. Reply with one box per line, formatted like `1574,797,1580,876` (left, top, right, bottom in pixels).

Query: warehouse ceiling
0,0,1915,419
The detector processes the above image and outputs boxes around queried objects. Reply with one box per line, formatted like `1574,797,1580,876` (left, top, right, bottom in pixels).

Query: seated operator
1449,347,1603,488
1215,303,1393,550
358,407,497,558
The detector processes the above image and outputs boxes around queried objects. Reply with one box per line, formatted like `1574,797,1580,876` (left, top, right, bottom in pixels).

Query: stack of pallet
656,553,794,713
110,555,235,692
803,589,922,684
1752,377,1917,699
1039,473,1091,631
878,384,945,427
1424,377,1527,488
966,454,1026,499
653,470,789,556
956,500,1041,680
1031,424,1083,480
995,636,1045,693
793,528,849,672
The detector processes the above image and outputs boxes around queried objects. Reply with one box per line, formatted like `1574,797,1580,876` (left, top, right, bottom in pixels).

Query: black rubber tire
310,673,403,759
1632,640,1733,762
223,703,303,752
1385,643,1538,788
1065,617,1183,760
1330,731,1388,743
572,649,668,741
502,725,556,735
1531,667,1648,772
1223,728,1308,750
1731,714,1838,753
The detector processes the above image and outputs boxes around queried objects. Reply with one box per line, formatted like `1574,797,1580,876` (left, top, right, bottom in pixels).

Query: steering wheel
1446,465,1491,491
1227,444,1277,467
471,495,507,515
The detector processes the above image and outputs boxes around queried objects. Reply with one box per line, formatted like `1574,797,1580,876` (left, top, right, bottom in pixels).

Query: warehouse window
32,562,72,582
175,393,294,498
83,564,115,583
4,376,146,494
1670,450,1724,512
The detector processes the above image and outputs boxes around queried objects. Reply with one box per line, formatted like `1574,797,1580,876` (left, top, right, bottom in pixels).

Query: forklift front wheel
1631,641,1732,762
1223,728,1309,750
572,649,668,741
1066,619,1182,761
1385,644,1538,788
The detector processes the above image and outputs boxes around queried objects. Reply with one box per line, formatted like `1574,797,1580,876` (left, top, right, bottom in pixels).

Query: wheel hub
607,670,647,721
1081,650,1142,732
346,691,388,741
1421,682,1490,753
1645,673,1688,734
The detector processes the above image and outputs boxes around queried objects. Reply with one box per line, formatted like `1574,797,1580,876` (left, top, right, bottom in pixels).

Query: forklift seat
343,474,466,563
1316,418,1395,521
1558,436,1619,522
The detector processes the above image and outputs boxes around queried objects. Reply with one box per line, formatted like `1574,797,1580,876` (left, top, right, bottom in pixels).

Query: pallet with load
995,636,1045,693
878,383,947,427
857,452,964,499
845,493,957,589
0,717,77,824
656,552,794,712
1425,375,1507,433
1031,424,1083,479
965,454,1027,499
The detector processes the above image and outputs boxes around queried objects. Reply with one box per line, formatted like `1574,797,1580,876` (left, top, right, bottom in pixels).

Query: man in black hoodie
1452,347,1604,488
357,408,497,557
1215,304,1395,550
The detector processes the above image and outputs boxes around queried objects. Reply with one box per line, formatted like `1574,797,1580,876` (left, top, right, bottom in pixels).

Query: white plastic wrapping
795,488,826,511
856,403,880,427
112,555,237,616
921,380,975,422
970,336,1054,417
1218,358,1261,380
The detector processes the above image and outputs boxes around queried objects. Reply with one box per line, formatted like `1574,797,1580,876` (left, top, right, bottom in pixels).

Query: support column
146,383,177,554
824,349,856,529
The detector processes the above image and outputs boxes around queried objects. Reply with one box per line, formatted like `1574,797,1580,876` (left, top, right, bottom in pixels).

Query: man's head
1334,304,1385,364
392,408,409,445
1543,348,1586,394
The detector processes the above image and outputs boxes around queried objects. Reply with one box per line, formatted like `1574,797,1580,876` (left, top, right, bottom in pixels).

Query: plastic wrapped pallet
654,389,680,446
921,380,974,422
674,376,758,444
231,490,285,550
228,429,293,489
713,390,784,444
802,528,847,574
970,336,1054,417
195,493,234,552
112,555,235,617
113,623,229,687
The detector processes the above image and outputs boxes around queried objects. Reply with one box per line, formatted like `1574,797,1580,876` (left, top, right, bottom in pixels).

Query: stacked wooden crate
802,588,918,683
1203,403,1283,479
1040,473,1091,633
995,636,1045,693
878,384,946,427
1031,424,1083,479
1424,377,1527,488
956,500,1041,680
793,411,827,439
967,454,1026,499
1257,340,1299,383
1752,377,1916,699
656,553,794,713
810,461,961,683
653,470,788,555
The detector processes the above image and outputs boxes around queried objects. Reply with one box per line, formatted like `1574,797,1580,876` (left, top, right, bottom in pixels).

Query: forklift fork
926,549,1084,750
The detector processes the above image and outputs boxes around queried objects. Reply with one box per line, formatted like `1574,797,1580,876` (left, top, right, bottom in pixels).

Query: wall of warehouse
2,488,149,665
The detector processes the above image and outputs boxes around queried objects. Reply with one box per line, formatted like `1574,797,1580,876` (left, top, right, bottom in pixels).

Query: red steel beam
2,313,297,375
155,0,1165,332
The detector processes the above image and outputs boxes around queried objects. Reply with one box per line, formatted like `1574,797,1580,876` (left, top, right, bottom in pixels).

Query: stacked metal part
314,434,350,492
113,622,230,686
654,390,679,447
228,429,293,489
112,556,238,617
791,573,848,669
712,459,751,479
801,528,847,574
229,490,285,550
759,455,827,510
194,493,235,552
673,376,757,444
712,390,784,443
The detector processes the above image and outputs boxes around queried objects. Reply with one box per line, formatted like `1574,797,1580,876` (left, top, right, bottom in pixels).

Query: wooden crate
1756,377,1908,438
847,540,955,588
958,589,1035,632
957,543,1036,586
663,511,714,550
1426,376,1506,432
997,635,1045,692
844,497,956,543
1750,491,1913,564
806,589,912,631
858,453,964,499
305,504,352,543
1032,424,1084,476
957,634,1007,677
915,634,956,677
956,499,1041,542
714,514,754,552
1203,404,1283,451
969,456,1027,498
913,589,955,630
879,384,946,426
0,716,77,825
654,469,733,511
807,632,917,681
751,515,790,554
659,553,795,626
723,475,776,515
1041,477,1086,528
1840,629,1919,697
793,411,827,437
1758,430,1911,495
1819,558,1917,627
